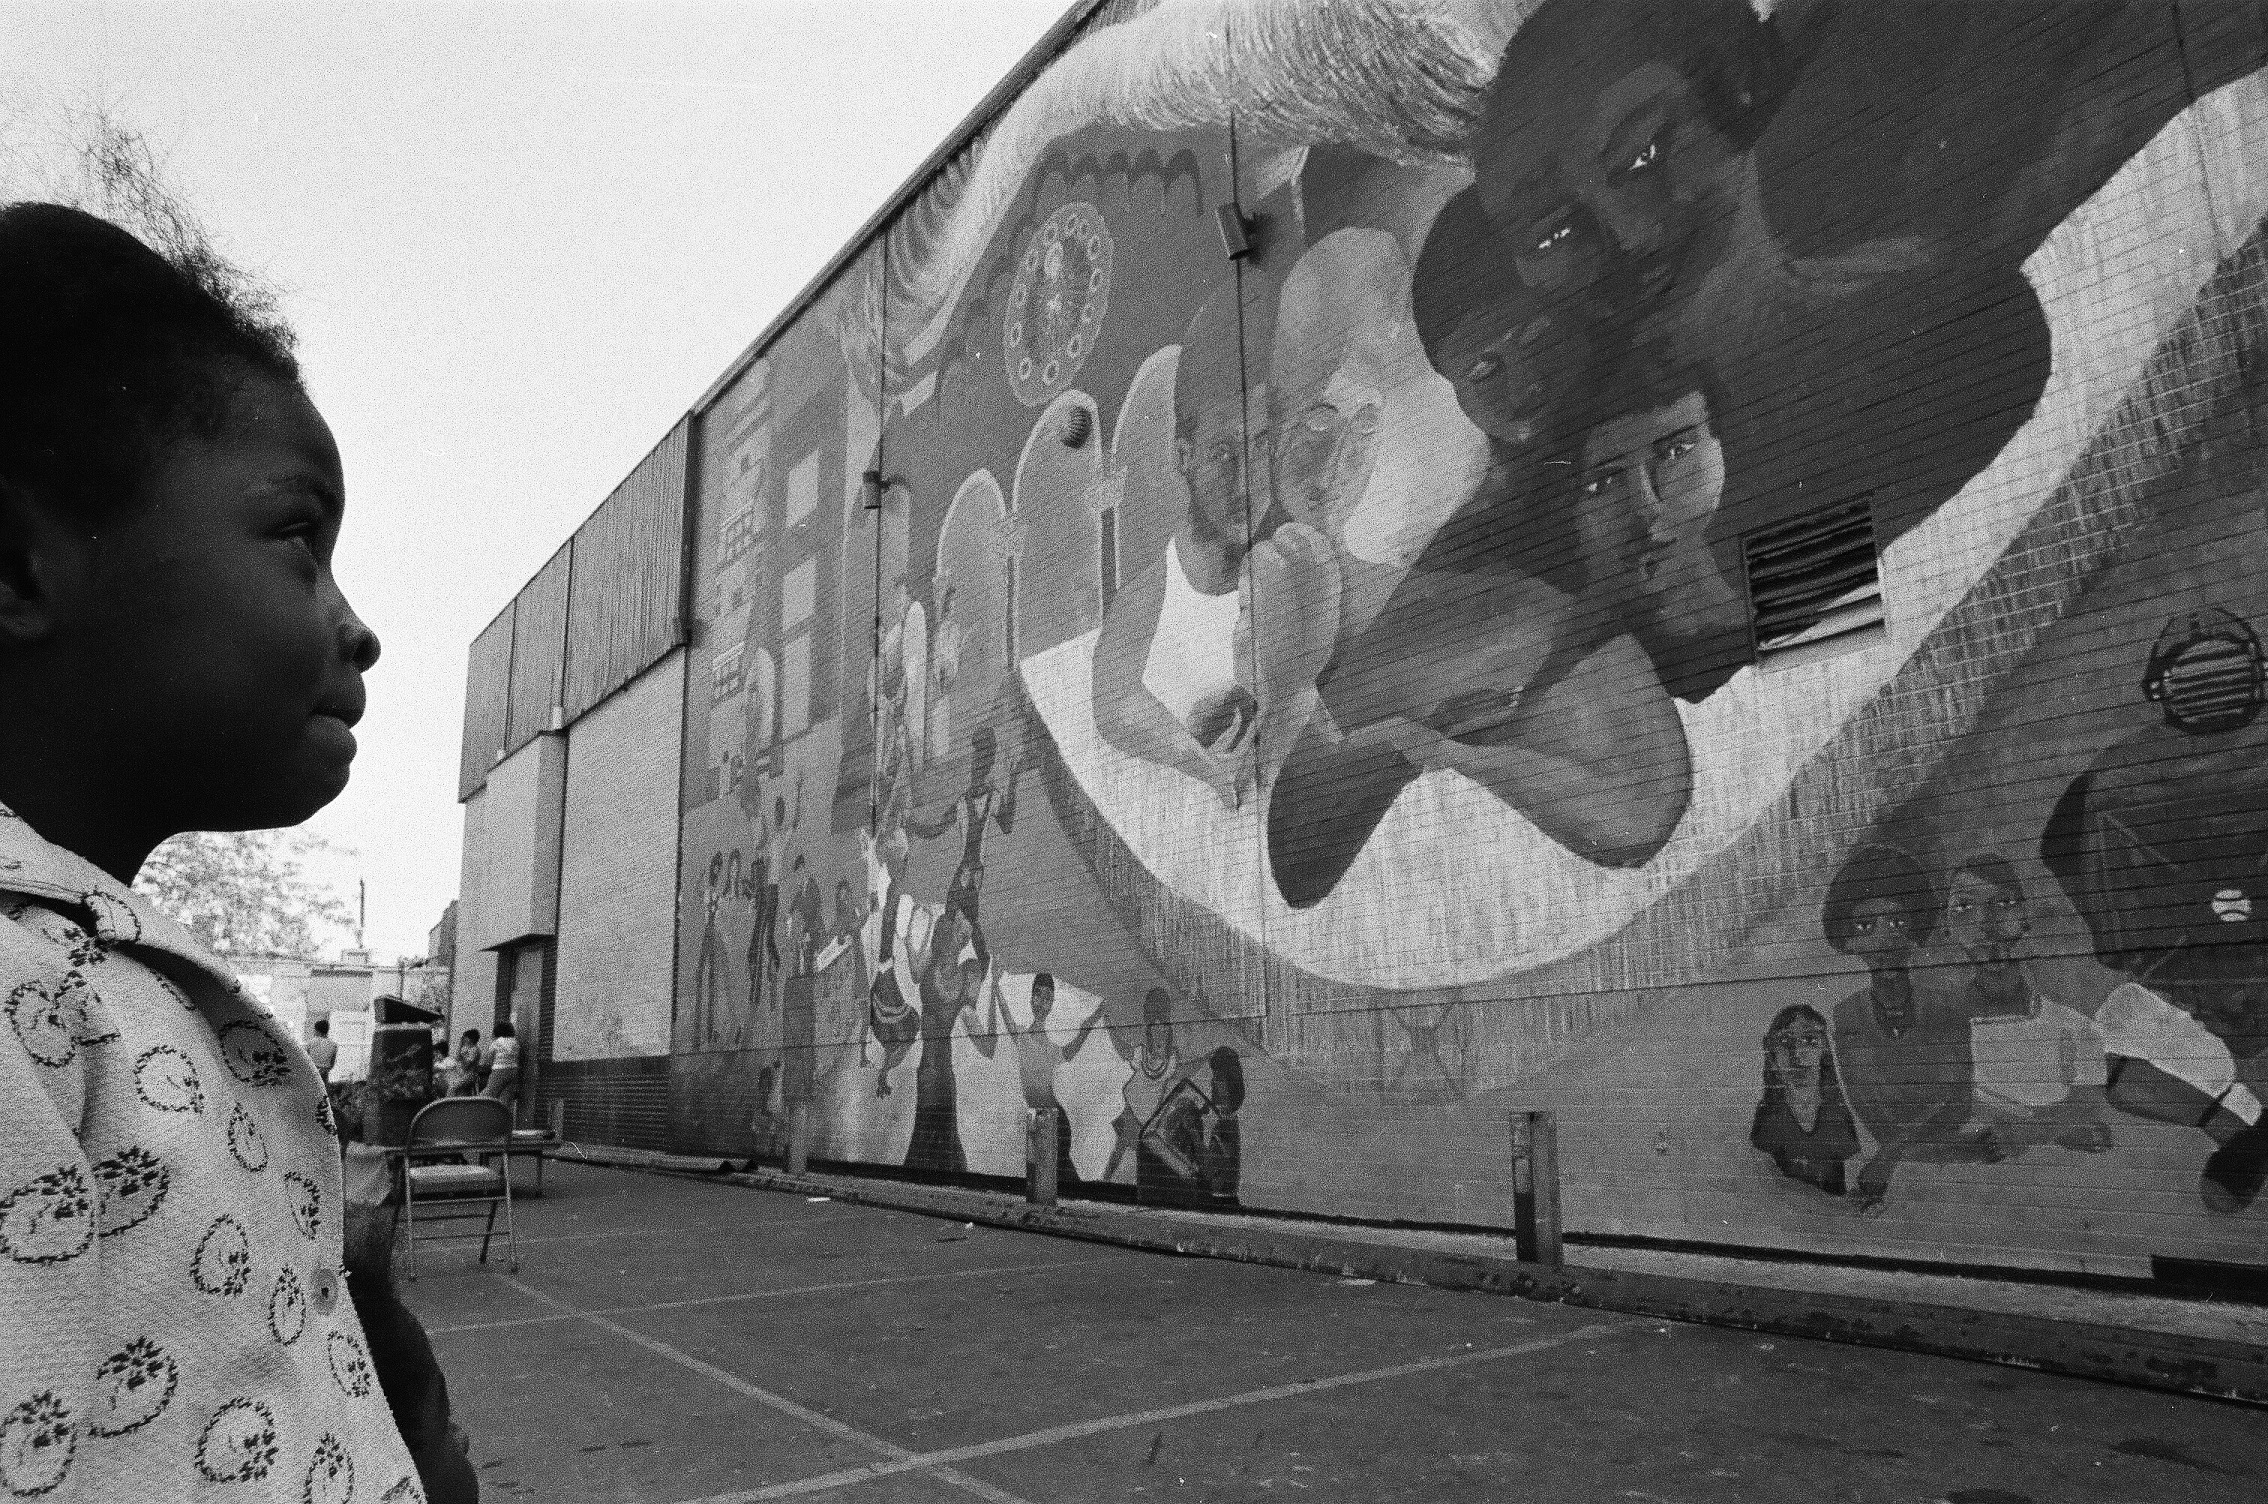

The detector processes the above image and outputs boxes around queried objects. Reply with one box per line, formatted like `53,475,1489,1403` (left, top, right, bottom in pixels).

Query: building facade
454,0,2268,1276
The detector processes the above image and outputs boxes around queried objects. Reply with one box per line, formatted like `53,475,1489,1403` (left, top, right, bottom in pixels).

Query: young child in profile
0,202,474,1501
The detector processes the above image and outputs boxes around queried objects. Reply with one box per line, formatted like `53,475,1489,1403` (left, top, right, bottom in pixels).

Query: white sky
1,0,1071,960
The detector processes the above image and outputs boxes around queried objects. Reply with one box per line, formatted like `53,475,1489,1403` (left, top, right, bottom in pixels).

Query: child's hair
0,201,300,527
495,1021,516,1039
314,1017,331,1036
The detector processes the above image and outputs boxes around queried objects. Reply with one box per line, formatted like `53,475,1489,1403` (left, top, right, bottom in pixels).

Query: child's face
61,368,378,832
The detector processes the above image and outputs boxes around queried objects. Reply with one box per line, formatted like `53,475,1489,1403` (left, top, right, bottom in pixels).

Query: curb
715,1164,2268,1407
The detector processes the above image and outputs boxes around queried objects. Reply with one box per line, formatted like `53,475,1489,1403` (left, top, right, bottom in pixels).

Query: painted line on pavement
664,1319,1634,1502
434,1256,1109,1335
503,1276,1041,1504
493,1205,882,1249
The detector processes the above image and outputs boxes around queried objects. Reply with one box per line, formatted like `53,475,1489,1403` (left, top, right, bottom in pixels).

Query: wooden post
1026,1105,1059,1206
1510,1111,1563,1267
787,1101,811,1176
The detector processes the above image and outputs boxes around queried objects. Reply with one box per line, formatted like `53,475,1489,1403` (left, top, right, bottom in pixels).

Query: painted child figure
0,204,470,1500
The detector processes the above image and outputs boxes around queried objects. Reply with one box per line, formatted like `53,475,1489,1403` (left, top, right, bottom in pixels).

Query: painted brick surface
463,1,2268,1276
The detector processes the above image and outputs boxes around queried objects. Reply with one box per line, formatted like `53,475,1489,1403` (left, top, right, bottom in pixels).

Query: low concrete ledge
716,1164,2268,1408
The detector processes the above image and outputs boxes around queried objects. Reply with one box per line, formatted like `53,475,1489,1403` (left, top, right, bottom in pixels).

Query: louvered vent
1743,499,1883,658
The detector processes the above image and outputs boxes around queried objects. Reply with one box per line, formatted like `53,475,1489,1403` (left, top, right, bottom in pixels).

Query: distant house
226,950,452,1082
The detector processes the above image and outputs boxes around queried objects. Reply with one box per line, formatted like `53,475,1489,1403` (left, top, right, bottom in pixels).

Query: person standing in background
483,1021,522,1120
307,1015,339,1083
444,1028,483,1096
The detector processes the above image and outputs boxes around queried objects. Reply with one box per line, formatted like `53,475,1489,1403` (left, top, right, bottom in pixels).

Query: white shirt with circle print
0,803,423,1502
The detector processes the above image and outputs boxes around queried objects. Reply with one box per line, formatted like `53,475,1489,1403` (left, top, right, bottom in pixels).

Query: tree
138,831,352,958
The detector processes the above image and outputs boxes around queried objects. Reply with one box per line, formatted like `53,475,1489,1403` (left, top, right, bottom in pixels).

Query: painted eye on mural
1658,429,1701,463
1581,466,1630,497
1614,132,1663,179
1532,219,1576,256
1463,354,1503,385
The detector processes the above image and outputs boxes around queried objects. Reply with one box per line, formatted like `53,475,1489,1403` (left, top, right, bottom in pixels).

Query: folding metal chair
401,1096,519,1279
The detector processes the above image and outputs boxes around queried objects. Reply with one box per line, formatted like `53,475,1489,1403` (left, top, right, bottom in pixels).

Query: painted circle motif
135,1045,205,1114
0,1166,93,1265
269,1267,308,1346
92,1147,169,1238
326,1330,375,1399
1005,201,1112,407
220,1020,291,1086
304,1433,355,1504
0,1391,74,1497
285,1171,322,1240
228,1103,270,1172
195,1398,278,1483
8,981,77,1069
88,1338,177,1437
192,1214,253,1296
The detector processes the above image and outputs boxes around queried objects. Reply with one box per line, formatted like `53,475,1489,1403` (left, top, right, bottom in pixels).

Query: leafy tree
138,830,352,958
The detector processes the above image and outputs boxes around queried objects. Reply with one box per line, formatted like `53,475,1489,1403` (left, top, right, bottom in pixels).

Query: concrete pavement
400,1163,2268,1502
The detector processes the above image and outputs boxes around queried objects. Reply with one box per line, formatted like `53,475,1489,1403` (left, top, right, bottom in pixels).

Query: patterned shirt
0,804,423,1501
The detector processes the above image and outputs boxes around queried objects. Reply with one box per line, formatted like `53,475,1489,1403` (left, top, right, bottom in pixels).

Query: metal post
1026,1106,1059,1207
1510,1111,1563,1267
787,1100,811,1177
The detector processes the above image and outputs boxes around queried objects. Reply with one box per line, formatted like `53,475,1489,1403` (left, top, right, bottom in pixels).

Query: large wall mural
663,0,2268,1272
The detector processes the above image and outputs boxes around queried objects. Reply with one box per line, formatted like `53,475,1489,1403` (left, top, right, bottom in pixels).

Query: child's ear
0,480,79,646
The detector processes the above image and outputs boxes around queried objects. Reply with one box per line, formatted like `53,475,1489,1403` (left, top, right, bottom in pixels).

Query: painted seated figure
1941,854,2113,1156
2042,606,2268,1211
1820,843,2004,1210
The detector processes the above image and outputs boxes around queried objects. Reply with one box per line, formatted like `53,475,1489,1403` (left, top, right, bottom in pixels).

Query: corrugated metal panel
506,543,572,752
554,653,684,1060
457,604,515,801
564,420,690,718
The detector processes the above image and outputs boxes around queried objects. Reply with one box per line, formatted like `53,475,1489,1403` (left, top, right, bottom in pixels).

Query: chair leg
500,1152,519,1274
403,1175,418,1282
477,1200,497,1265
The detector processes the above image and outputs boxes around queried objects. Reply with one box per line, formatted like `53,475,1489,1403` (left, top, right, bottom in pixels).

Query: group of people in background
439,1022,521,1111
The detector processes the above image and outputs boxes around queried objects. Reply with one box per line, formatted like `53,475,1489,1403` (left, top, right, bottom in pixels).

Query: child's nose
339,599,380,672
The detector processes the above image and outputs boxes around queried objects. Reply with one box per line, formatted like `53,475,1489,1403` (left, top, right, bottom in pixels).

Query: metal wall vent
1744,499,1884,658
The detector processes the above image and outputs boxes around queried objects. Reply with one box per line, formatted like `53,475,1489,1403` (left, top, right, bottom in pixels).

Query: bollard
787,1100,811,1176
1026,1105,1059,1206
547,1098,566,1139
1509,1110,1563,1267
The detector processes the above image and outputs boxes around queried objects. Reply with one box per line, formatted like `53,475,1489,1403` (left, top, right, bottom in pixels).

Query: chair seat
407,1164,504,1196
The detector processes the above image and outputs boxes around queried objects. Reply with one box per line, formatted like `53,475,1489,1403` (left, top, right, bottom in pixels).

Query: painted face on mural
1176,396,1248,544
1576,390,1744,646
1946,867,2030,970
1840,897,1915,964
1435,303,1576,448
1271,367,1382,539
1481,55,1745,325
1765,1012,1829,1091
